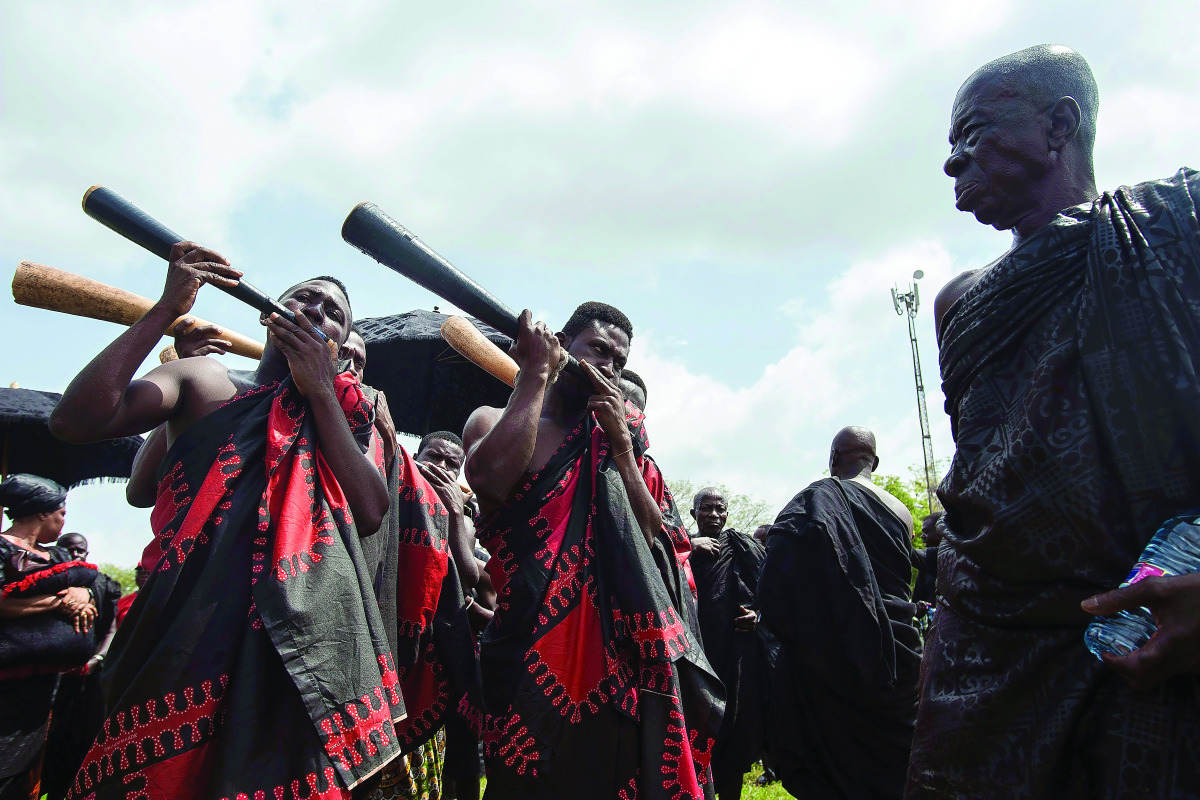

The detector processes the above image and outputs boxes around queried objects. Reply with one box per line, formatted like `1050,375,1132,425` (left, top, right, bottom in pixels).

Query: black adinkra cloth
758,477,919,800
908,170,1200,799
690,529,775,786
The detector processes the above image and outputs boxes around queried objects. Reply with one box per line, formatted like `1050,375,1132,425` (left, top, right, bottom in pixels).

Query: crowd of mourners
3,43,1200,800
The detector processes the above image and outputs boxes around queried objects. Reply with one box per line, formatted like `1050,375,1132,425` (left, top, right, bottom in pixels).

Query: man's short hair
419,430,464,453
691,486,726,511
967,45,1099,156
621,369,647,398
561,302,633,341
280,276,351,308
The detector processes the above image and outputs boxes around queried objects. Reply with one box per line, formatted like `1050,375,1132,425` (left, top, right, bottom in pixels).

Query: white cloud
638,240,955,513
4,0,1199,566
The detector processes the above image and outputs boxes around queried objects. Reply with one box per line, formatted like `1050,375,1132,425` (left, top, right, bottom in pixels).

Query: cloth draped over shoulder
908,169,1200,799
356,403,481,757
759,477,919,800
690,528,776,786
627,402,700,621
71,375,403,800
477,413,723,800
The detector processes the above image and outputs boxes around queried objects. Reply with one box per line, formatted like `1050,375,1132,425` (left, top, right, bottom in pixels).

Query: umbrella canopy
356,310,514,438
0,388,144,488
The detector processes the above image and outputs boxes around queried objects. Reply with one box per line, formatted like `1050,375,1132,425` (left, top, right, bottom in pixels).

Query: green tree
99,562,138,595
667,478,776,534
872,458,947,547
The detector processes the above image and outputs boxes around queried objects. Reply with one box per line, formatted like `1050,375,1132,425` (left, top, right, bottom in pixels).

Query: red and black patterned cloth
909,170,1200,798
71,375,403,799
477,413,723,799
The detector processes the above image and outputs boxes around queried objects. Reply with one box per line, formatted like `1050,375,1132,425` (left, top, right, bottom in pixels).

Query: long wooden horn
440,316,518,387
12,260,264,360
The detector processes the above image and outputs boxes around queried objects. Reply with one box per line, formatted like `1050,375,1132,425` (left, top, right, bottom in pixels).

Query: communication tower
891,271,939,511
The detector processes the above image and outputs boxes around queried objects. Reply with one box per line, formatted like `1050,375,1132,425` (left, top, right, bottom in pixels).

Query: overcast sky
3,1,1197,566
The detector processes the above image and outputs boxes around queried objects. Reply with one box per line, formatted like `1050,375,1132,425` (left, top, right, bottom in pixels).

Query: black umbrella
356,310,514,438
0,388,144,488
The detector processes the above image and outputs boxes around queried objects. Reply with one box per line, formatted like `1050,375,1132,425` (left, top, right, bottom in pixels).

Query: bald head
946,45,1100,238
829,426,878,479
959,45,1098,156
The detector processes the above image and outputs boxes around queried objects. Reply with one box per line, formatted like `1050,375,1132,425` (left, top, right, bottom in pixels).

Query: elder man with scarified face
911,44,1200,799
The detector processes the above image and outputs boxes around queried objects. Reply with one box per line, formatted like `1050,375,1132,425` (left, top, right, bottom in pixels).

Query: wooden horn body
81,186,322,341
440,316,518,388
342,202,583,380
12,260,264,360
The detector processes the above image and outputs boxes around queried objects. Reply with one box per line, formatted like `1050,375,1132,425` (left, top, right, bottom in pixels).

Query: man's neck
834,466,873,483
1012,171,1099,244
251,345,292,386
541,380,588,427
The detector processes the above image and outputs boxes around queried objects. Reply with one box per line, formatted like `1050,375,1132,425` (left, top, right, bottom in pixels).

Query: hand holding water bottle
1082,572,1200,692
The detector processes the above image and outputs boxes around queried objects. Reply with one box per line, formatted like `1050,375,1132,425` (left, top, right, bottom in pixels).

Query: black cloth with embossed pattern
907,169,1200,799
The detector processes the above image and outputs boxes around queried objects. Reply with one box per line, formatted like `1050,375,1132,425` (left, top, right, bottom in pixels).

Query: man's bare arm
265,312,389,534
51,242,242,443
463,311,559,510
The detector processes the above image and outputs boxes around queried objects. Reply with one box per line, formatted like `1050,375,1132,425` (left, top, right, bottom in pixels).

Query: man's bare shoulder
151,357,251,428
167,355,244,395
462,405,504,448
934,268,987,340
849,477,915,535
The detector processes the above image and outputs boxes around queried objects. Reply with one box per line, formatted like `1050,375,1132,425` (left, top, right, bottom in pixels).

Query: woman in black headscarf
0,474,98,800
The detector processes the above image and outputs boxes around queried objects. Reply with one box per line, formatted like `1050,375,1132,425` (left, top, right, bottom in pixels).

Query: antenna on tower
892,270,938,512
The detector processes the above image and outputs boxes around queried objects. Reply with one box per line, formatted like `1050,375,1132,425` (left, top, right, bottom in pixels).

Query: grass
738,762,793,799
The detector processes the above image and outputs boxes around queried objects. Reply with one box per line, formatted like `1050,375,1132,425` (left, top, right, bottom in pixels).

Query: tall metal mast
891,271,938,511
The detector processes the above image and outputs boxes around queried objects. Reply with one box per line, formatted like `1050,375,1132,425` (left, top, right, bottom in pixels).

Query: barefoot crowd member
688,488,773,800
759,427,920,800
50,244,399,798
463,304,722,799
910,45,1200,798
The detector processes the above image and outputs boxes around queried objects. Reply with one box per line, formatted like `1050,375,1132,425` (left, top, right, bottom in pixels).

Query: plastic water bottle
1084,512,1200,659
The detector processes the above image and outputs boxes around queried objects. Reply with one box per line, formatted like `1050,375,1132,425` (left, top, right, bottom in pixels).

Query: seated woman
0,475,98,800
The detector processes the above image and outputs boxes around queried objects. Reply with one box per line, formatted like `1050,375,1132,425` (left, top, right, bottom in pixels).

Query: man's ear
689,507,697,521
872,455,880,471
1045,96,1081,151
556,331,570,348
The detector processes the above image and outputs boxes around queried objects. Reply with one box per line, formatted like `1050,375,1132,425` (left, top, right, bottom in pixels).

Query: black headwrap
0,473,67,519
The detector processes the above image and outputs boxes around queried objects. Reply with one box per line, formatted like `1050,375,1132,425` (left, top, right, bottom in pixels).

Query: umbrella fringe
68,475,132,489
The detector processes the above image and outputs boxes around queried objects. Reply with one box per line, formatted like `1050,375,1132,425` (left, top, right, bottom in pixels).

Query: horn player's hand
509,309,561,384
159,241,242,317
264,311,336,398
582,360,633,456
172,318,232,359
